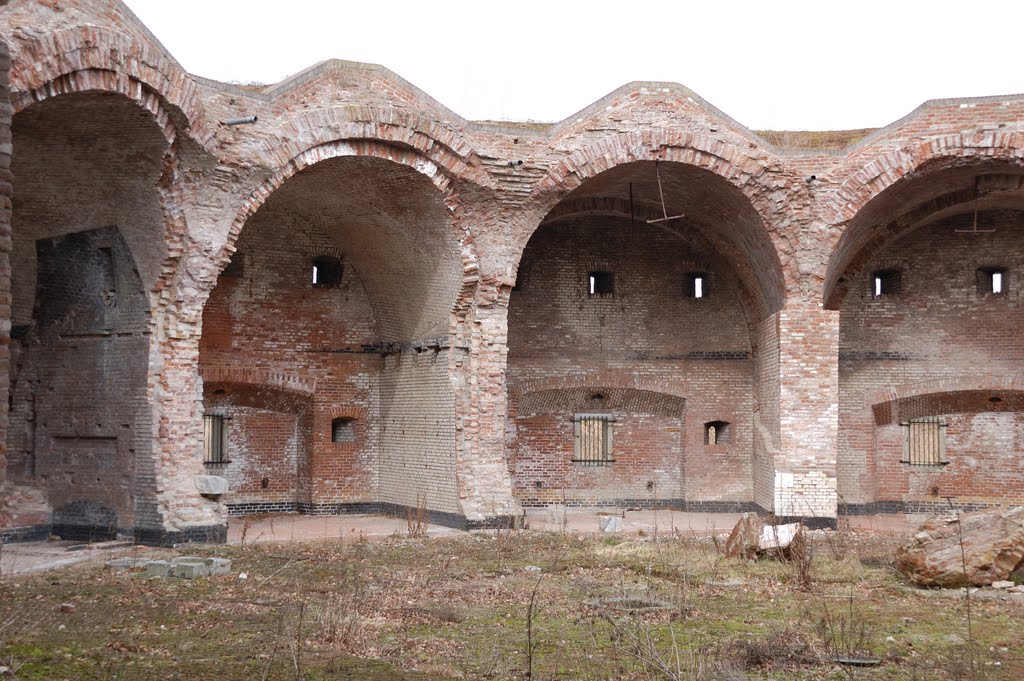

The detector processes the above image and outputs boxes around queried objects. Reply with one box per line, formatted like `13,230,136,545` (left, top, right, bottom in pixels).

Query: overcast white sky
124,0,1024,131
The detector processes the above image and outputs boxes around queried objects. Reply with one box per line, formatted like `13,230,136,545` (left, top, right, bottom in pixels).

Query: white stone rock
194,475,229,496
992,580,1015,589
599,516,624,532
759,522,801,551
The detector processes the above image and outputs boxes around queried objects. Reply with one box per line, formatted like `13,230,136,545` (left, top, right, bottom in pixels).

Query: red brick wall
199,193,380,510
6,89,167,536
839,210,1024,508
0,38,10,485
508,216,755,507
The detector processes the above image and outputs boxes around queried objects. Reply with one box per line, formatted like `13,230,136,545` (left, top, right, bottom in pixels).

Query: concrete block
145,560,171,578
170,556,212,579
194,475,229,496
206,557,232,575
599,515,623,532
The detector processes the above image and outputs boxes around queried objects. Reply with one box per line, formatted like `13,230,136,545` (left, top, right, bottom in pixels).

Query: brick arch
867,374,1024,426
822,132,1024,306
270,108,492,190
14,69,178,146
219,139,478,282
531,132,800,312
199,366,317,397
511,374,689,402
6,25,211,147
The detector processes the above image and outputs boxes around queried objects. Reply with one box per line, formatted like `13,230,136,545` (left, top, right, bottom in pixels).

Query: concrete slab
226,513,460,544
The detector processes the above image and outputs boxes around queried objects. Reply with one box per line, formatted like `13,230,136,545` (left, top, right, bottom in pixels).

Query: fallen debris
895,506,1024,587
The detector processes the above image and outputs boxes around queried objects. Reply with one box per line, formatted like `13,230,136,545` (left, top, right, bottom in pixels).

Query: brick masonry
2,1,1024,540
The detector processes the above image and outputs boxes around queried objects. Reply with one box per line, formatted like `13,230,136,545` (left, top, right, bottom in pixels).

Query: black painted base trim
133,524,228,547
773,515,838,530
518,497,760,514
839,500,998,515
3,522,228,546
51,523,119,543
1,524,52,544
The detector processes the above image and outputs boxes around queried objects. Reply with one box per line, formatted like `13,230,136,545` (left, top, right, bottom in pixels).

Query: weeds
406,492,428,539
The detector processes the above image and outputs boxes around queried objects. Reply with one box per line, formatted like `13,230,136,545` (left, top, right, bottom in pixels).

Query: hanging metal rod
646,160,686,224
955,176,996,234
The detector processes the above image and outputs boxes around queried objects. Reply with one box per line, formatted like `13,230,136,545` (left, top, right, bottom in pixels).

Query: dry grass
1,528,1023,679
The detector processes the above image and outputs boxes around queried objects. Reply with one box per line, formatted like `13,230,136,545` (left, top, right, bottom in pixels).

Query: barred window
203,414,230,464
902,416,946,466
573,414,614,465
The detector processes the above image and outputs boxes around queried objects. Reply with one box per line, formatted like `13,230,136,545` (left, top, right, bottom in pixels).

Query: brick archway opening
7,91,170,539
199,154,465,520
832,163,1024,512
507,161,777,511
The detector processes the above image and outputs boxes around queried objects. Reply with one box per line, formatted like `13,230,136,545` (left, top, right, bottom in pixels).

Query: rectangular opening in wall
704,420,730,445
901,416,946,466
977,267,1007,295
203,414,230,465
684,272,709,298
312,255,342,288
573,414,614,464
588,271,614,297
331,417,356,443
872,269,901,297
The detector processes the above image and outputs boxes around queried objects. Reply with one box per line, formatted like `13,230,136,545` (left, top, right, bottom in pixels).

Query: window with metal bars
573,414,614,465
203,414,230,465
901,416,947,466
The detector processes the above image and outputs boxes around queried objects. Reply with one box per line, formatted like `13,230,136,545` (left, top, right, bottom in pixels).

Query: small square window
312,256,342,288
588,271,614,296
977,267,1007,295
871,269,901,297
685,272,709,299
203,414,230,464
901,416,947,466
704,420,730,445
331,417,356,443
573,414,614,464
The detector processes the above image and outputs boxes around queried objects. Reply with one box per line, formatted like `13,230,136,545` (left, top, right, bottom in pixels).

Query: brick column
0,39,10,483
773,299,839,522
452,300,519,525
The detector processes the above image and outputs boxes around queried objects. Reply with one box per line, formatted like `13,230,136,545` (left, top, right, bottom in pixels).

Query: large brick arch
867,374,1024,425
6,25,211,147
267,108,492,190
822,132,1024,306
213,139,482,304
511,374,690,402
530,131,802,312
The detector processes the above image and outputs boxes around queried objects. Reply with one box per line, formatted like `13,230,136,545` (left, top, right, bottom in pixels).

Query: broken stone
725,514,804,558
725,513,764,558
895,506,1024,587
599,515,623,532
759,523,803,552
58,603,75,613
194,475,228,496
992,580,1015,589
523,565,542,574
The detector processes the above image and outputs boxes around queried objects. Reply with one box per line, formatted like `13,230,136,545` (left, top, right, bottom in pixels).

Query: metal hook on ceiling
646,160,686,224
955,176,996,234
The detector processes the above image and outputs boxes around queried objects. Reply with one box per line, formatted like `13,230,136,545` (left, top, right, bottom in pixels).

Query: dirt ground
1,517,1022,680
